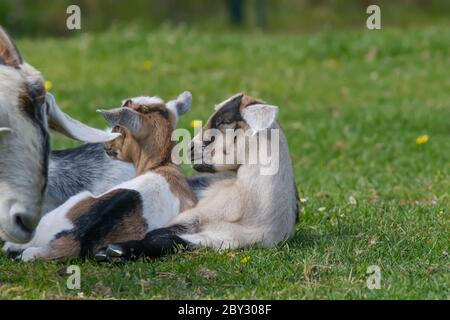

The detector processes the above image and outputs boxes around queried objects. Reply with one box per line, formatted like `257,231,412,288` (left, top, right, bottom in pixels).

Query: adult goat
0,27,134,243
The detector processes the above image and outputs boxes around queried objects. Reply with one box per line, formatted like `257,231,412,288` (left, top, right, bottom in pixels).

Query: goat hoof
95,249,108,262
6,249,23,260
106,245,125,257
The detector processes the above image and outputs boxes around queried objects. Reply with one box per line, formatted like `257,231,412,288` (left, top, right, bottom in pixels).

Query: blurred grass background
2,0,450,36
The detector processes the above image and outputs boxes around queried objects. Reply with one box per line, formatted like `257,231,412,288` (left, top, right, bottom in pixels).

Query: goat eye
219,120,235,128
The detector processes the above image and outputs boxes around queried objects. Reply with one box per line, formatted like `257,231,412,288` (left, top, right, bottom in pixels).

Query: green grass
0,25,449,299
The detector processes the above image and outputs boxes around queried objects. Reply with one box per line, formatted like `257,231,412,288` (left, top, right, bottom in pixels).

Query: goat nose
12,213,35,234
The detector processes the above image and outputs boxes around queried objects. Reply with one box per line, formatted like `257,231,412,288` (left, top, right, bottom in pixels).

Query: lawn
0,25,449,299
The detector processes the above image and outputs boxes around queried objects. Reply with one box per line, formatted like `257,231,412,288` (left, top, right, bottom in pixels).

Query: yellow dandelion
240,256,251,265
416,134,429,145
143,60,153,71
44,80,53,91
190,120,203,129
224,251,235,258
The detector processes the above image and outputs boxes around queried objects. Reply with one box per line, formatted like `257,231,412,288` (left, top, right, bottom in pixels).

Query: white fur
0,127,12,134
122,96,163,106
241,104,278,134
3,192,85,255
109,172,180,230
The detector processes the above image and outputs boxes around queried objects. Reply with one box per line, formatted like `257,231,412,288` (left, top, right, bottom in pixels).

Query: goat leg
95,225,191,262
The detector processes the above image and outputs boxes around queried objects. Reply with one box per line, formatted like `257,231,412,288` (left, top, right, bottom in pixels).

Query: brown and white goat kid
5,92,197,261
96,93,299,261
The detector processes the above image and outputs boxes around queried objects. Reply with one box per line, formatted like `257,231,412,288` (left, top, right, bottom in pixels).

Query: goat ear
167,91,192,121
98,107,142,136
241,104,278,134
0,127,13,137
97,108,122,126
46,93,120,143
0,27,23,67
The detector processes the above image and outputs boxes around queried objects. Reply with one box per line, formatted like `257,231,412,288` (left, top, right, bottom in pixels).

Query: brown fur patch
135,103,175,167
49,190,148,259
155,164,198,212
66,189,132,223
50,189,147,258
17,81,46,119
239,94,262,110
95,209,148,252
0,28,22,68
106,99,197,214
107,102,176,175
48,211,147,260
66,195,100,222
134,102,167,115
124,101,197,212
47,234,81,260
17,90,33,113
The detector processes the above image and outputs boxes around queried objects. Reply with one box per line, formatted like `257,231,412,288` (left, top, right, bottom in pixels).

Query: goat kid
96,93,299,261
4,92,197,261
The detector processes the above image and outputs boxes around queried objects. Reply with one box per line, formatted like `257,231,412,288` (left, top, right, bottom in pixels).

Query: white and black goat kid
4,92,197,261
96,93,299,261
0,27,134,244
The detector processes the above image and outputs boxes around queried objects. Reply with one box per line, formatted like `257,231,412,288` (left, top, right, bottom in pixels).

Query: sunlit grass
0,26,449,299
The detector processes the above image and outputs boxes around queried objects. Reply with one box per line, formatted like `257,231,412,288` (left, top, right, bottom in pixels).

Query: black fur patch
112,224,191,259
140,225,191,257
294,182,300,223
187,174,216,190
20,83,50,196
147,108,169,119
55,189,143,257
210,95,243,129
193,163,216,173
